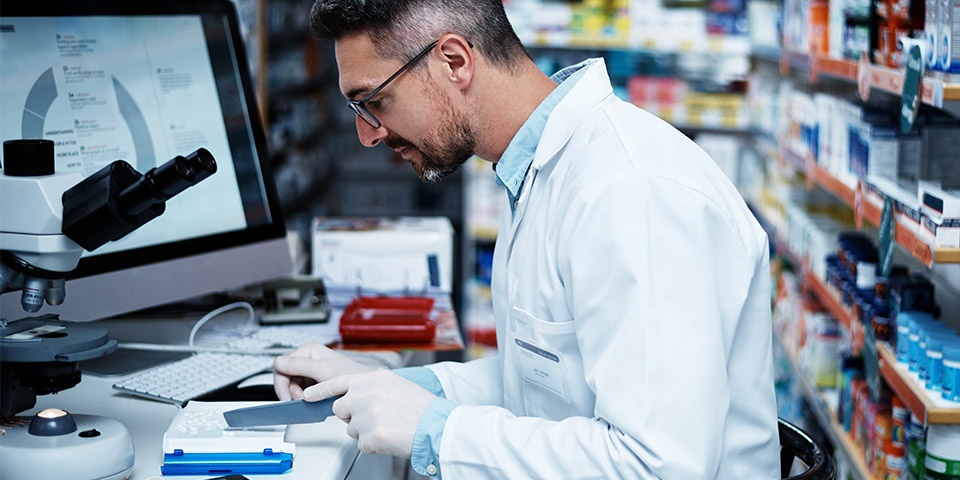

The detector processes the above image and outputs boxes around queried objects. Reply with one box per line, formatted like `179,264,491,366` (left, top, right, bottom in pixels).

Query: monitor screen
0,0,292,322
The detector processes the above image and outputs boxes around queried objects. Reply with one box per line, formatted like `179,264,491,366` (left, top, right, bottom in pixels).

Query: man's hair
309,0,529,71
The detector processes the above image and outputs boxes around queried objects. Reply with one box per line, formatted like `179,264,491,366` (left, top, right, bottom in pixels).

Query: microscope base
0,413,134,480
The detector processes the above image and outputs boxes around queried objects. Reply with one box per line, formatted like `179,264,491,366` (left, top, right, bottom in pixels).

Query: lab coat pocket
507,307,583,419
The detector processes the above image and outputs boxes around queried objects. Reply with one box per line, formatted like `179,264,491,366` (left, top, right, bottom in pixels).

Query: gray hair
309,0,529,71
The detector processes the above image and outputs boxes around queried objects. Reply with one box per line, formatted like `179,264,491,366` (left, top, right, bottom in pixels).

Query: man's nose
356,116,387,147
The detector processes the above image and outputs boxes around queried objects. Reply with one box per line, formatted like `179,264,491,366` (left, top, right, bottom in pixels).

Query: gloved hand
273,341,376,401
305,369,437,459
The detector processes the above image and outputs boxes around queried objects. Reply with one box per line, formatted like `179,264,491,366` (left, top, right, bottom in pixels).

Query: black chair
778,418,835,480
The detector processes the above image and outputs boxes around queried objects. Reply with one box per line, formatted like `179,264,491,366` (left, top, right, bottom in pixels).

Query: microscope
0,139,216,480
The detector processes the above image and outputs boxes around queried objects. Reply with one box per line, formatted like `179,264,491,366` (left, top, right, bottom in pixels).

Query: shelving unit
761,203,960,477
755,36,960,475
773,129,960,268
773,49,960,116
520,33,752,56
776,334,872,480
801,267,960,425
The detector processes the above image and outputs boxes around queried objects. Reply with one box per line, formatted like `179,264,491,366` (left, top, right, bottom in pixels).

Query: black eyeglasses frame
347,40,439,129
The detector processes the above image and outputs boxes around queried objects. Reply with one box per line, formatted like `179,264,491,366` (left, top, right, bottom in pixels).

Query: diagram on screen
21,67,157,173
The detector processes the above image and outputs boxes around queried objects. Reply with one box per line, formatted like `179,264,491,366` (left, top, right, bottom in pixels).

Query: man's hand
305,369,437,459
272,342,376,401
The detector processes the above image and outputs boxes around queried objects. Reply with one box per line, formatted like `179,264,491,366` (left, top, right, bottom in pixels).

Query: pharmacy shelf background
746,2,960,472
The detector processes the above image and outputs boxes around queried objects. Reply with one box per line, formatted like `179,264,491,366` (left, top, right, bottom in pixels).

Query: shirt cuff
394,366,446,398
409,397,457,478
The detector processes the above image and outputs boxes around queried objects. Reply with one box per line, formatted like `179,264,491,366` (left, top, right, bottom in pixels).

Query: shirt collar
494,62,590,206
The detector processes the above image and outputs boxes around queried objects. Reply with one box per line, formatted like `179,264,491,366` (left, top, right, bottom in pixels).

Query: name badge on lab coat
515,337,566,399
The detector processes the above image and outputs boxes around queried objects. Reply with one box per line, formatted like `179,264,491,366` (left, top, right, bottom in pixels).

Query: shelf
774,49,960,115
803,268,960,425
811,55,859,82
876,342,960,424
804,271,854,330
522,33,751,56
805,161,857,208
776,144,960,267
775,335,871,480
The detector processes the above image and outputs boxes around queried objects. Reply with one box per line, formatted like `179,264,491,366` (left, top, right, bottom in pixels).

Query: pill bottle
925,333,958,391
920,326,957,382
924,423,960,479
942,344,960,402
896,312,929,362
871,297,891,342
908,315,938,372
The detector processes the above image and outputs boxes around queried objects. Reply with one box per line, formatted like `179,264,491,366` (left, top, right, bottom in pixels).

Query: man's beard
385,87,476,183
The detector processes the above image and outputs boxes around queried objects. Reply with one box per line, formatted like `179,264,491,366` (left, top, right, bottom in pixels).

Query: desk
3,294,462,479
19,372,361,480
96,292,464,355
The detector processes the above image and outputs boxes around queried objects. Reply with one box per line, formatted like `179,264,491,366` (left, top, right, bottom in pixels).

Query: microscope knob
2,139,54,176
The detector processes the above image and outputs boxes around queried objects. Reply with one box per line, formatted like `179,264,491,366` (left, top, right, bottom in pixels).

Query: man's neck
471,61,559,163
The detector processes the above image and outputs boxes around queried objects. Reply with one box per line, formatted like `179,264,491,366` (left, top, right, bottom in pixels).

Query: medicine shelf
876,343,960,424
776,335,871,480
775,146,960,268
768,49,960,115
803,268,960,425
520,33,751,56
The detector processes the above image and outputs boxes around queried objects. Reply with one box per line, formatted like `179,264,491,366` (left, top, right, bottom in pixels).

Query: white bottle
924,423,960,478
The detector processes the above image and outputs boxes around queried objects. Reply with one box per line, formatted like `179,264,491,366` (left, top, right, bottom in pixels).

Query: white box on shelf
920,215,960,248
919,181,960,221
918,182,960,247
310,216,454,294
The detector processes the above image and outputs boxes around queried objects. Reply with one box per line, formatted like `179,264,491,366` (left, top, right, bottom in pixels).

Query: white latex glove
272,341,376,401
305,369,437,459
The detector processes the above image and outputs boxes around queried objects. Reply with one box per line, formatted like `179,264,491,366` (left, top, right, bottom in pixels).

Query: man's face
336,34,476,183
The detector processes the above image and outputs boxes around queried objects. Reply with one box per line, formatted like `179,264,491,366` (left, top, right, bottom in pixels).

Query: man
274,0,781,477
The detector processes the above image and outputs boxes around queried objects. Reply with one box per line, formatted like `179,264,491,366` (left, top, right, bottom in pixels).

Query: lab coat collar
531,57,612,173
504,58,612,238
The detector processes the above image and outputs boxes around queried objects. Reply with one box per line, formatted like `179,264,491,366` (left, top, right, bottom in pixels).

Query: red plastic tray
339,296,436,343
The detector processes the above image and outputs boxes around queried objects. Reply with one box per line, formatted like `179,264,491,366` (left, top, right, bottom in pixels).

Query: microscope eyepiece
116,148,217,217
61,148,218,251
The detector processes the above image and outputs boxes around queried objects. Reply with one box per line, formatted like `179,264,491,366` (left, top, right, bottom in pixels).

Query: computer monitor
0,0,292,322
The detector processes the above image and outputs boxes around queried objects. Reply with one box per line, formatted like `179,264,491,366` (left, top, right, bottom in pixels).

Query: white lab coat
427,58,780,479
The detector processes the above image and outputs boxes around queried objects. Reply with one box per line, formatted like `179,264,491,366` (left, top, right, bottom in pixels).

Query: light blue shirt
494,63,589,214
395,62,588,479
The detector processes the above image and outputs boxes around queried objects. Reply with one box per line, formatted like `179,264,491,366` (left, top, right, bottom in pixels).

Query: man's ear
434,34,473,90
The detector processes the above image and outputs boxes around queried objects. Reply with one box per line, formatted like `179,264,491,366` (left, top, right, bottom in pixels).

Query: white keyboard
223,325,339,352
113,352,275,405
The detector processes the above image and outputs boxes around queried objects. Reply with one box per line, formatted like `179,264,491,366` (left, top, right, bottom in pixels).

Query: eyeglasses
348,40,439,129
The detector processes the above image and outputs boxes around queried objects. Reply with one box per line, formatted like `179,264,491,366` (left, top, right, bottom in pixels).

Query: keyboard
223,325,339,352
113,352,275,405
